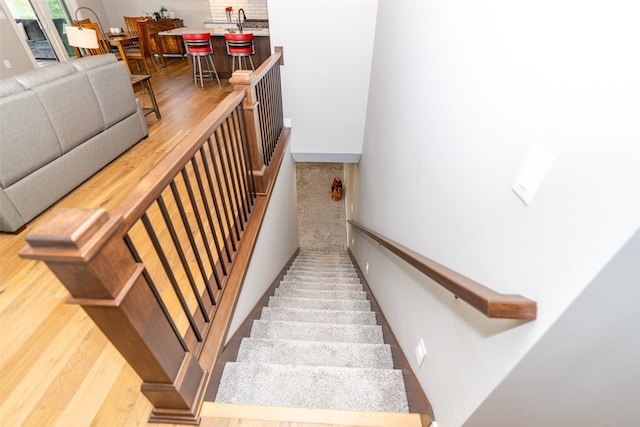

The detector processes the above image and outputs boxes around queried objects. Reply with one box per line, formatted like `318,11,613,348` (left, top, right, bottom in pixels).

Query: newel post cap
20,208,121,262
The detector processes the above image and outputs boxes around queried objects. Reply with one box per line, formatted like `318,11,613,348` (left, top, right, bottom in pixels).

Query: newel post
20,208,208,425
229,69,269,194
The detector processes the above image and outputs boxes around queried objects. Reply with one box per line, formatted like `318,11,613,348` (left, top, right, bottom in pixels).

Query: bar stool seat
182,33,220,87
224,32,255,72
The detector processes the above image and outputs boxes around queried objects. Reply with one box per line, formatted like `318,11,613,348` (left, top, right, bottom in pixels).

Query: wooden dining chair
123,16,143,36
123,19,159,74
124,15,165,66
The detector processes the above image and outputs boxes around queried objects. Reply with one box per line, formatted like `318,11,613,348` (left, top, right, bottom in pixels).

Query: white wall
463,228,640,426
96,0,211,29
0,0,37,77
351,0,640,426
226,140,299,341
267,0,378,161
207,0,268,22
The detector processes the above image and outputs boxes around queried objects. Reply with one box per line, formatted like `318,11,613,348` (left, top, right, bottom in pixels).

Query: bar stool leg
191,56,197,86
207,55,220,84
197,57,204,88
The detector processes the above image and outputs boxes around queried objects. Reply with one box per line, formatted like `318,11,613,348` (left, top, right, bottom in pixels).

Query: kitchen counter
157,27,271,79
158,27,270,37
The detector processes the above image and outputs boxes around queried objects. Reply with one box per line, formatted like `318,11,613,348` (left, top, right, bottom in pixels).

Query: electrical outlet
415,339,427,366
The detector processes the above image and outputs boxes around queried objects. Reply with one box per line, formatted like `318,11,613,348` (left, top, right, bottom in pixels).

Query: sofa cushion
0,91,61,188
32,73,105,153
0,78,24,98
14,63,75,89
85,62,138,128
71,54,117,72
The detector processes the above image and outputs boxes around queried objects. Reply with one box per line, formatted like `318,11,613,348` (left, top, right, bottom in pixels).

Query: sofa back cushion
31,73,105,153
14,62,75,89
0,78,24,98
0,91,61,188
70,54,117,72
85,62,138,128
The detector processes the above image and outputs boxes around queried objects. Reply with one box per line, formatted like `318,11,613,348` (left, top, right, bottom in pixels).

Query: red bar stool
182,33,220,87
224,32,255,72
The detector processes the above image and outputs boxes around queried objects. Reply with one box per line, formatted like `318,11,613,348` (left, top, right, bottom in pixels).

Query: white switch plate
415,339,427,366
512,143,554,205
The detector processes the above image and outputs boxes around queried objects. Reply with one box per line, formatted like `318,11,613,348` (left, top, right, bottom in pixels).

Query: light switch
512,143,554,205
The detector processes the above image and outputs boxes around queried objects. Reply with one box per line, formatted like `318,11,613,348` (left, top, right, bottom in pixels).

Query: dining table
107,33,138,74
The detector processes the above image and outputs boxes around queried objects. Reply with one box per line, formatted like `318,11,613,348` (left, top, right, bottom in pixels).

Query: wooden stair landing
200,402,431,427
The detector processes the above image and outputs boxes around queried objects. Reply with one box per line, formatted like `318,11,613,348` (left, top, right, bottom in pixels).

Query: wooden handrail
348,220,537,320
112,89,246,231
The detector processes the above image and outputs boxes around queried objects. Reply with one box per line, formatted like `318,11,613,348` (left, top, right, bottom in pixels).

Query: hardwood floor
0,56,233,427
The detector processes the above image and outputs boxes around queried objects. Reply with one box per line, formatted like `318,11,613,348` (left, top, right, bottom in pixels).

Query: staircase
214,251,410,413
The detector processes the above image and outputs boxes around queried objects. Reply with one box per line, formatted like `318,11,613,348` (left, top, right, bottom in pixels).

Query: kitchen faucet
237,8,246,32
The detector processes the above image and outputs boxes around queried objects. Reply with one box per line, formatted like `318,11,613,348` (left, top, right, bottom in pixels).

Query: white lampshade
67,26,99,49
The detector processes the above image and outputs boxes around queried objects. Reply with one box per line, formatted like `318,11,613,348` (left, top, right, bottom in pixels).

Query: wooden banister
230,50,284,194
111,90,246,230
348,220,537,320
19,51,288,424
21,208,208,424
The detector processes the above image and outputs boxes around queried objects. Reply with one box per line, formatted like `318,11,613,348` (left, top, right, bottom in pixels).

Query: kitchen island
158,27,271,79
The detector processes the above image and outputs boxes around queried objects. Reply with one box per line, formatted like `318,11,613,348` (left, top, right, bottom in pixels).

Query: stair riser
260,307,377,325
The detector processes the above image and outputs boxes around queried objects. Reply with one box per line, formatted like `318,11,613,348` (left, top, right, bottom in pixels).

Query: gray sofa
0,54,148,232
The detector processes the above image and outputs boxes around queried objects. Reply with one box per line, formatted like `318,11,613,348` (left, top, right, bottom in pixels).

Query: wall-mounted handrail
348,220,537,320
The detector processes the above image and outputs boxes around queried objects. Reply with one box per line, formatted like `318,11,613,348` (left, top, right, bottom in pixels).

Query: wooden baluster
229,70,269,194
19,208,208,424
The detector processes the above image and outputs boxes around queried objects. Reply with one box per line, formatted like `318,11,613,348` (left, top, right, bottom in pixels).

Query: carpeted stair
215,251,409,413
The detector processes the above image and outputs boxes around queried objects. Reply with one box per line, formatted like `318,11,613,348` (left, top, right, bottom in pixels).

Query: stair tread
278,281,363,291
286,270,359,278
236,338,394,368
250,319,384,344
290,264,356,270
215,251,410,416
215,363,409,413
282,275,361,284
261,307,377,325
274,288,367,300
268,296,371,311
